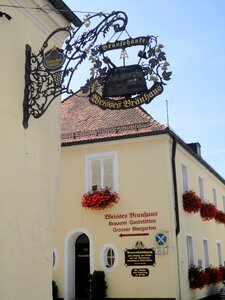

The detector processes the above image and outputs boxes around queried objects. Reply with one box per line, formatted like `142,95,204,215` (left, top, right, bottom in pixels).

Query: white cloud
203,149,225,156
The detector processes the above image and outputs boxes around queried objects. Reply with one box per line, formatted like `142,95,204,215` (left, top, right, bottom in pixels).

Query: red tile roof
61,91,167,145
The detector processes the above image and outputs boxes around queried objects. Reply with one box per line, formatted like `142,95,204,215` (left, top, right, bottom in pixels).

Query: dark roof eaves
167,129,225,185
61,127,225,185
48,0,82,27
61,128,169,147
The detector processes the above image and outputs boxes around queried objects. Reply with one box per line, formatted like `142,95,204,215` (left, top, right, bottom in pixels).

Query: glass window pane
213,188,217,208
91,159,101,189
104,158,113,189
217,242,222,266
186,236,194,267
198,177,204,201
181,164,188,192
203,239,209,268
106,248,115,268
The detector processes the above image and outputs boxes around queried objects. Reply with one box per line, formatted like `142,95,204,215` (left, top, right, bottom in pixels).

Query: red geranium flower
182,190,202,214
81,187,119,210
215,210,225,224
205,266,223,285
188,265,209,289
200,202,217,221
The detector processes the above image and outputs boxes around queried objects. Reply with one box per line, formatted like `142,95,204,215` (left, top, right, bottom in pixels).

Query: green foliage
87,270,107,300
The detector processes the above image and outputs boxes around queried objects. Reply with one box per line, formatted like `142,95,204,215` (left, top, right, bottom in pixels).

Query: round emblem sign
155,232,168,246
43,46,66,72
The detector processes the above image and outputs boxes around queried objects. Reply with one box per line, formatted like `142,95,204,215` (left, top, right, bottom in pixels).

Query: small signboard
125,248,155,266
131,268,149,277
43,46,65,72
155,247,168,255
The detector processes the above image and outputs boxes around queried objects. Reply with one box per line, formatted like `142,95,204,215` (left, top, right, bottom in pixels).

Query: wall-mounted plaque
131,268,149,277
125,248,155,266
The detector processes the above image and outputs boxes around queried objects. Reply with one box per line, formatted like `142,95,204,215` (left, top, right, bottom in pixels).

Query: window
223,195,225,212
186,234,194,267
198,176,204,201
212,188,217,208
85,152,118,191
53,251,56,267
203,239,209,268
100,243,118,272
106,248,115,268
52,248,58,271
216,242,222,266
181,163,188,192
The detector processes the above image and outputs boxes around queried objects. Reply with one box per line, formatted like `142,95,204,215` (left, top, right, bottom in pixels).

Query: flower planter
182,190,202,214
215,210,225,224
200,202,217,221
205,266,223,285
188,265,209,289
81,187,119,210
188,265,225,289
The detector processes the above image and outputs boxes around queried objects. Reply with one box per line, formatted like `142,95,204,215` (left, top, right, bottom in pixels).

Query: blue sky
64,0,225,179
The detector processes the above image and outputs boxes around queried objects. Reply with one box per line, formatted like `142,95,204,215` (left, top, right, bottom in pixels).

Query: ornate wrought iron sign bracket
22,10,171,129
22,11,128,128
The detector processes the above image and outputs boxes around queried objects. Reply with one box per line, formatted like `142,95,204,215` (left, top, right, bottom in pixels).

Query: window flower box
219,266,225,281
200,202,217,221
215,210,225,224
182,190,202,214
188,265,225,289
188,265,209,289
81,187,119,210
205,266,223,285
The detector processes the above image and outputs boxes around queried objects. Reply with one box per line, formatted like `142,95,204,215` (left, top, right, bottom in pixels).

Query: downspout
171,135,181,299
171,136,180,235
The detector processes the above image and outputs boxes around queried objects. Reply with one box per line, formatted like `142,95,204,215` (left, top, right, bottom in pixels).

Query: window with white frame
100,243,118,272
186,234,194,267
223,195,225,212
105,248,115,268
181,163,189,192
85,152,118,191
198,176,204,201
216,241,222,266
212,187,217,208
203,238,209,268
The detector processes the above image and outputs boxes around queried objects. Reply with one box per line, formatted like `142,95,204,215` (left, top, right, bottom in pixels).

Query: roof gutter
48,0,82,27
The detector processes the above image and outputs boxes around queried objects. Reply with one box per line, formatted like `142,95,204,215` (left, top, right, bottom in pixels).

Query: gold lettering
48,58,60,67
102,44,108,51
156,84,163,92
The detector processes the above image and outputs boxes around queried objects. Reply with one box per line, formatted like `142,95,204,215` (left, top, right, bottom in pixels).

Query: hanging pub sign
81,34,172,110
23,10,172,128
43,46,66,72
99,36,150,52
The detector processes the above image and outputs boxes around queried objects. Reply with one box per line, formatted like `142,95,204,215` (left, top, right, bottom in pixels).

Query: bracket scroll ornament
22,11,128,128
